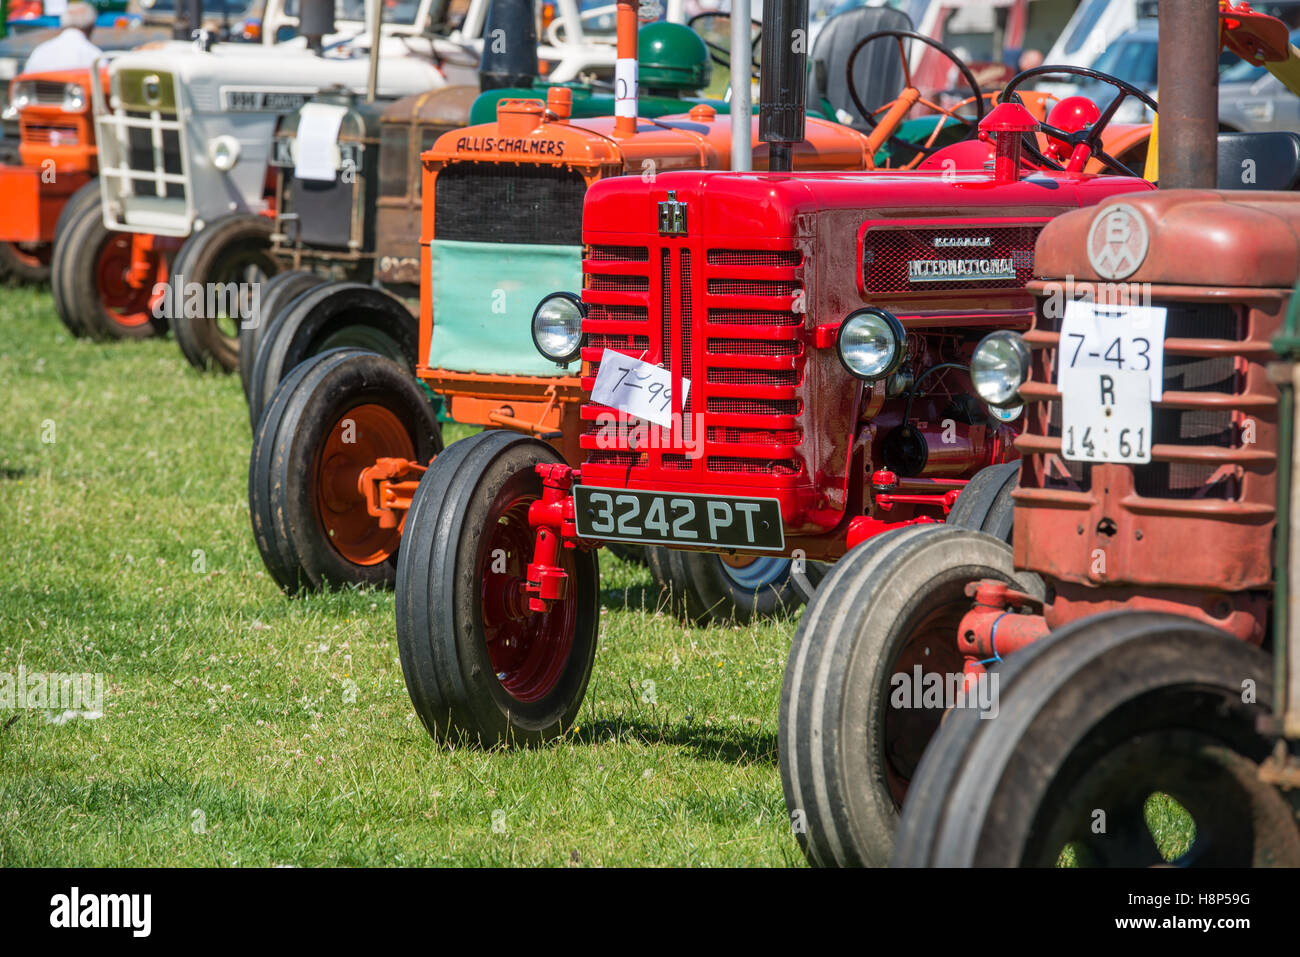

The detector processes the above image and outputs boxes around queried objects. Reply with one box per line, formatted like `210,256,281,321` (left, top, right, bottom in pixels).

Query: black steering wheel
1002,65,1158,177
686,12,762,81
846,29,986,164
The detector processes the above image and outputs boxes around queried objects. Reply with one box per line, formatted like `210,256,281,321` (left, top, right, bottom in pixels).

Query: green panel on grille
429,239,583,377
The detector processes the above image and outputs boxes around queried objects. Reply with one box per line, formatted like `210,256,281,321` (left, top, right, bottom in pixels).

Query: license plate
1060,369,1152,464
573,486,785,550
1058,300,1166,465
1057,300,1167,398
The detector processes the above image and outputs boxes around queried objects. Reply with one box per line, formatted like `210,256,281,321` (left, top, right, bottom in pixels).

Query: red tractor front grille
1023,301,1248,502
580,241,806,482
863,224,1041,295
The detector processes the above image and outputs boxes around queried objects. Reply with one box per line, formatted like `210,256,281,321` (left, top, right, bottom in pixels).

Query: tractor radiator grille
581,242,806,479
863,224,1040,294
1025,302,1245,501
21,123,78,145
433,162,585,245
124,109,183,199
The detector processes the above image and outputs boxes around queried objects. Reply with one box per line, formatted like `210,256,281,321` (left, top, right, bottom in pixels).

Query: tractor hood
1034,189,1300,288
425,97,876,179
582,168,1158,239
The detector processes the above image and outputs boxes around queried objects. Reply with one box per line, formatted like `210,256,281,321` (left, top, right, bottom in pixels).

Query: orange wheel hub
314,404,415,566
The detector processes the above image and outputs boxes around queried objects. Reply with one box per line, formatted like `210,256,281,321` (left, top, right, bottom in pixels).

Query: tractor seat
807,5,911,128
1216,130,1300,190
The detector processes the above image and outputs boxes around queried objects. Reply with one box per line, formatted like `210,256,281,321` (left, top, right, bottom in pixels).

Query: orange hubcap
314,404,415,566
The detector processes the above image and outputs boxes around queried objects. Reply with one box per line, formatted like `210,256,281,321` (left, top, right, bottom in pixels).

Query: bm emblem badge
1087,203,1149,280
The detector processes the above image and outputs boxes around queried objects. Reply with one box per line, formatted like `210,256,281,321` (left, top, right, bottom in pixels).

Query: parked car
1220,27,1300,132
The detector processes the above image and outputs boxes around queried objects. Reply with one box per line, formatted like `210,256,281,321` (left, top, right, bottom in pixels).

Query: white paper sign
591,353,688,429
293,102,347,183
1060,368,1153,464
1058,299,1167,400
614,57,638,118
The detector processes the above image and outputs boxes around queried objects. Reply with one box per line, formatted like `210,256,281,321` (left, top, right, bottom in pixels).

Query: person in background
22,3,102,74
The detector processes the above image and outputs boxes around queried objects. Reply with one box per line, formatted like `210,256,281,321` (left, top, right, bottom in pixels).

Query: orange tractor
0,68,99,289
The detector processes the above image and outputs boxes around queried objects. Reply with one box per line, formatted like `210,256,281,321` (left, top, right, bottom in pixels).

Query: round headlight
209,135,241,172
62,83,85,112
142,74,162,107
532,292,585,364
971,330,1032,408
837,308,905,381
9,82,32,111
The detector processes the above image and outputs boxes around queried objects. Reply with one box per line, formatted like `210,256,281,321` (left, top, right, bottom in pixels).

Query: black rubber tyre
946,460,1020,543
238,270,326,402
170,213,278,372
606,541,647,566
248,282,417,429
0,240,51,284
57,195,169,340
780,524,1043,867
646,546,803,624
894,612,1300,867
248,349,442,593
49,179,103,336
396,430,600,747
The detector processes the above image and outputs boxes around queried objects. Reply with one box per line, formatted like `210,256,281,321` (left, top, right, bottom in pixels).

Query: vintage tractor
241,13,744,424
0,67,97,286
47,0,453,348
888,188,1300,868
373,0,1167,748
245,1,939,602
781,0,1300,870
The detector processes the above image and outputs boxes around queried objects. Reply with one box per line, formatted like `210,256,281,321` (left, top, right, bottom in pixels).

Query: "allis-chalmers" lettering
455,136,567,156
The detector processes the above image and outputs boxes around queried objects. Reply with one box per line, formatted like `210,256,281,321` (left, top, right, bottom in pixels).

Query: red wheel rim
479,494,577,703
314,404,415,566
96,234,164,328
884,602,968,806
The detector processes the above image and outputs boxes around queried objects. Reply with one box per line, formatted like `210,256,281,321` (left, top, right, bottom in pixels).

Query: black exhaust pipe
299,0,336,55
479,0,540,91
759,0,809,172
173,0,202,40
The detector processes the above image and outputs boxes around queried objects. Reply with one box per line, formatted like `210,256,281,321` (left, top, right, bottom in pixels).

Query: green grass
0,286,804,866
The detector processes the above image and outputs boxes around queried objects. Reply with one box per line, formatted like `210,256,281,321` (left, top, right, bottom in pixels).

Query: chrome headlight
531,292,585,364
9,81,33,111
62,83,85,112
837,308,905,381
209,135,241,172
971,330,1031,408
141,73,163,107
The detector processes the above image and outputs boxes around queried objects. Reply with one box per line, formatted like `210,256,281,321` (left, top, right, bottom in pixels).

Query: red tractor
384,0,1162,748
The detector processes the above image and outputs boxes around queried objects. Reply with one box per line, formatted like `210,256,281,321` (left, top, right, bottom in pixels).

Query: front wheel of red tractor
779,523,1043,867
396,430,600,747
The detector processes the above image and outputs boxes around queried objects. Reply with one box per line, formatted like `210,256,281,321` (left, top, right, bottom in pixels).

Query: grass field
0,286,1200,867
0,286,802,867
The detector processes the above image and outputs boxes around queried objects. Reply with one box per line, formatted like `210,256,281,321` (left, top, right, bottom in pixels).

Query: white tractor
53,0,685,363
